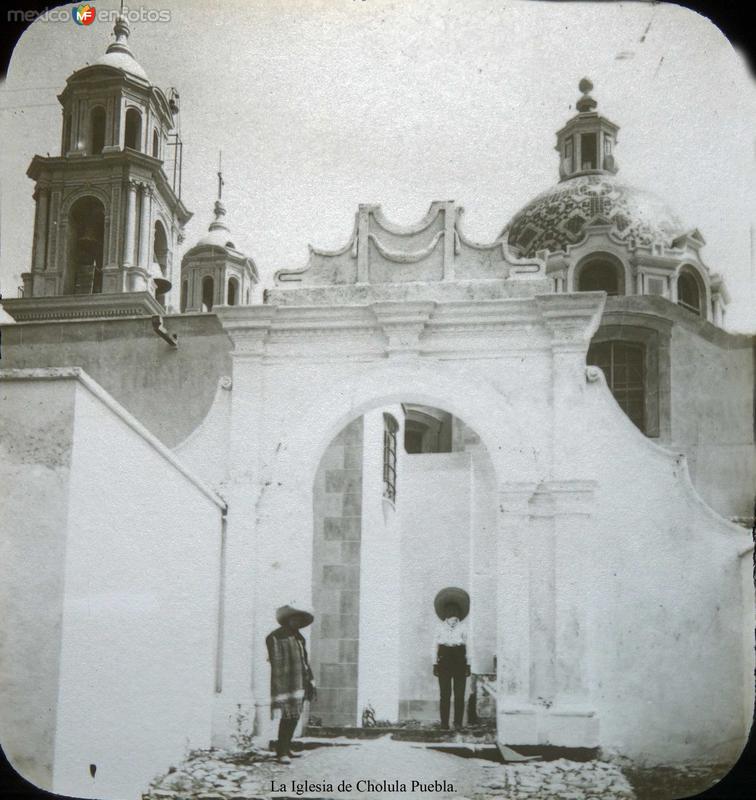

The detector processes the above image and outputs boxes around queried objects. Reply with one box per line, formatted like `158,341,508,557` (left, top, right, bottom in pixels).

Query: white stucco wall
578,375,754,766
0,370,225,800
0,379,75,788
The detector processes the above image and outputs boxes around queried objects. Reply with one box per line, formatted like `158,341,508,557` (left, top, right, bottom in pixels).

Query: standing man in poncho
266,603,316,764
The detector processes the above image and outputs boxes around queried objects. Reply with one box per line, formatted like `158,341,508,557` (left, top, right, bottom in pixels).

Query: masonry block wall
310,418,364,726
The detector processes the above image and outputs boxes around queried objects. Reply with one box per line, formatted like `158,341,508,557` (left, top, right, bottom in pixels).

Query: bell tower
8,14,191,321
555,78,619,181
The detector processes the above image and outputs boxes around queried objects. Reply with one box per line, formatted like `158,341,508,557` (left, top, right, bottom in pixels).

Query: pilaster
496,480,599,748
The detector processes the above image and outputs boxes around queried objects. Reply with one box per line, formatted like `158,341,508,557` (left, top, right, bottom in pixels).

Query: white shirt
433,617,468,661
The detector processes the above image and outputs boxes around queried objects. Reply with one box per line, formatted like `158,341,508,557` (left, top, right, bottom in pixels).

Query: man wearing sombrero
265,603,316,763
432,587,470,731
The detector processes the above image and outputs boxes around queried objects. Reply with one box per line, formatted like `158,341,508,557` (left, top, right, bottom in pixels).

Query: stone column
31,186,50,274
123,181,137,266
138,185,151,269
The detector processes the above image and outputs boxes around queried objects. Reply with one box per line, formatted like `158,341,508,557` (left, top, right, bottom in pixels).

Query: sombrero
276,603,314,628
434,587,470,621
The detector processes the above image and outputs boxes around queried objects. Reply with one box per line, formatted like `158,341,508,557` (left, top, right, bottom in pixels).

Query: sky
1,0,755,330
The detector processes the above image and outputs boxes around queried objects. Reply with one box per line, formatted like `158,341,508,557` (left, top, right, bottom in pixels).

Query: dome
92,50,148,81
89,14,148,82
195,229,236,250
191,200,237,251
505,174,686,258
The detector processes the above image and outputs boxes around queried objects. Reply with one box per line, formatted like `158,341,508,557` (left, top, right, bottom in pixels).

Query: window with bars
382,413,398,502
587,340,646,433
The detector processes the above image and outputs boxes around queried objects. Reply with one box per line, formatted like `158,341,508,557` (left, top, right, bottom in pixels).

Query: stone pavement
143,735,637,800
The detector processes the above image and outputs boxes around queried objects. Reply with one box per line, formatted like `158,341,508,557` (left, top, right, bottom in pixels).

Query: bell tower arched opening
124,108,142,151
90,107,106,155
66,196,105,295
152,220,170,307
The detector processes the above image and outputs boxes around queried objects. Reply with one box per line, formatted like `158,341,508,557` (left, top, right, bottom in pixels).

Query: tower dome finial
106,12,133,58
576,77,597,113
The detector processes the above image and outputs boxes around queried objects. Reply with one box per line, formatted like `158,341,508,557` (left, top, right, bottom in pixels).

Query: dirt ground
144,735,637,800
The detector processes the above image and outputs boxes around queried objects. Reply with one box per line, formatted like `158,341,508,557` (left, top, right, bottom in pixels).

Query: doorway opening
308,402,497,732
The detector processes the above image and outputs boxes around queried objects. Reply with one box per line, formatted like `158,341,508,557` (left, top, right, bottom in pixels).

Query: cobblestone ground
143,736,637,800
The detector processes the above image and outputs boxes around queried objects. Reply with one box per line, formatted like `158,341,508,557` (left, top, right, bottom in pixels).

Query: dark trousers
438,672,466,728
276,715,299,756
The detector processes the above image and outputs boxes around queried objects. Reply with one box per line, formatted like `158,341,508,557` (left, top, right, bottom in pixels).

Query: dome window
563,136,574,173
577,258,623,296
677,269,702,316
124,108,142,151
90,107,106,155
152,129,159,158
580,133,598,170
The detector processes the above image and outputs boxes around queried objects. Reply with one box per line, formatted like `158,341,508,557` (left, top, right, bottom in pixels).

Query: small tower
180,162,258,312
8,14,191,320
556,78,619,180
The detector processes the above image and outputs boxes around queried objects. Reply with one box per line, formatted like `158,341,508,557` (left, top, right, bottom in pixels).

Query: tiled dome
505,174,686,258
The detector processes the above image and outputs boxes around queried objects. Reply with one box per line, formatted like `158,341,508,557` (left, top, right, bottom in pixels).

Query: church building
1,16,754,800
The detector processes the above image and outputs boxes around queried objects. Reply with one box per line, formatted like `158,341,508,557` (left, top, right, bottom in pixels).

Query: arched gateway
178,199,752,765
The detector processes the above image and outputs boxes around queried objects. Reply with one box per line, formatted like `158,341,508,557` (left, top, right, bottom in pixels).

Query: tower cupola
556,78,619,181
180,159,258,313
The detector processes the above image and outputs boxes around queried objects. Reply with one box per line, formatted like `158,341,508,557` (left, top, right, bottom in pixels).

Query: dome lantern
180,155,259,313
555,78,619,181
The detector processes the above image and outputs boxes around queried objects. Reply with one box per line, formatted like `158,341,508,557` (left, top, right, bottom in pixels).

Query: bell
154,275,172,295
149,260,172,295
